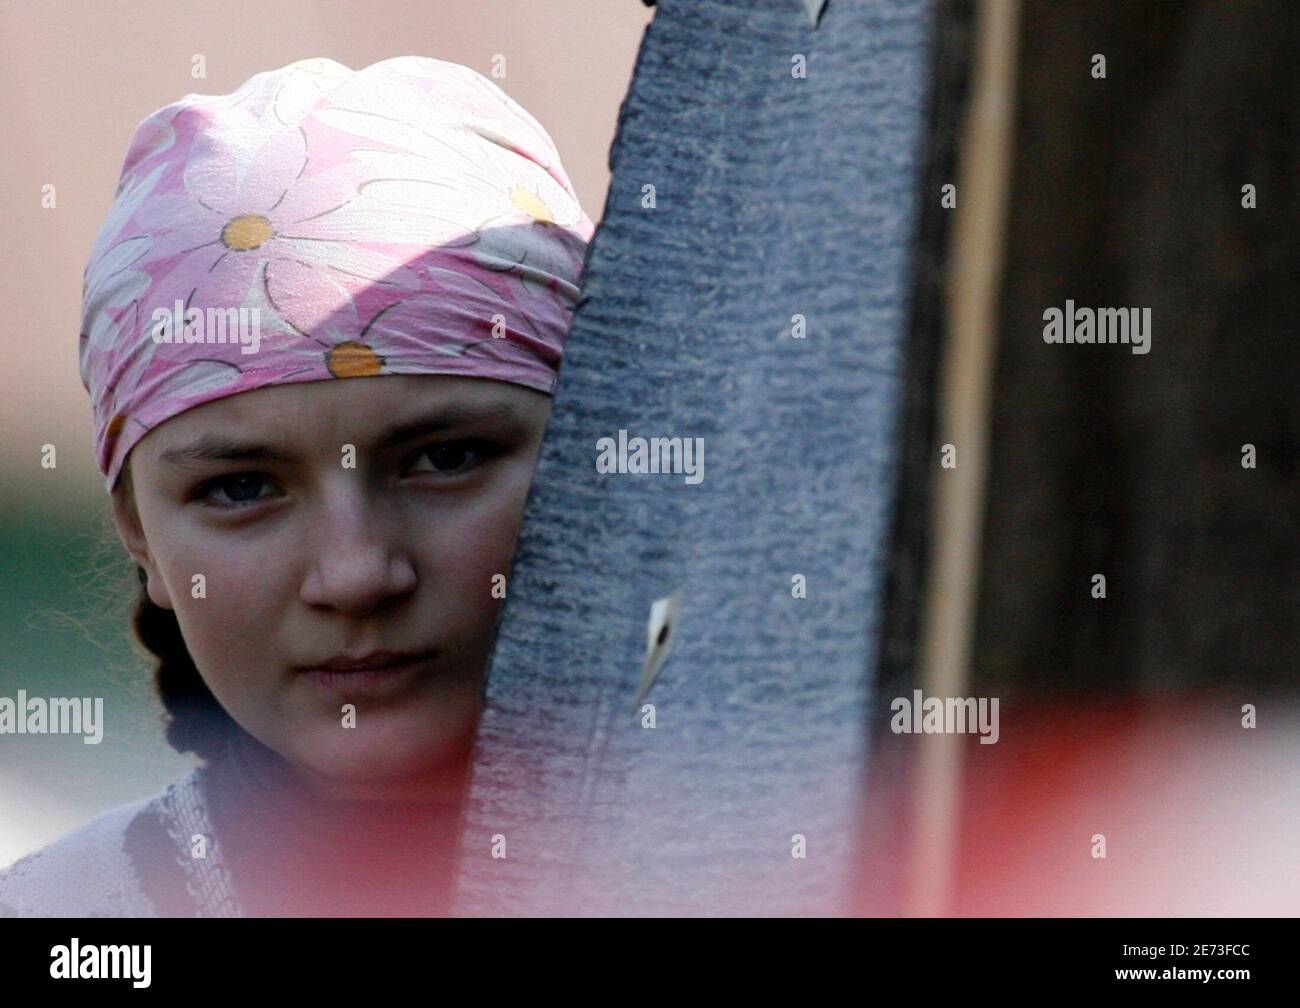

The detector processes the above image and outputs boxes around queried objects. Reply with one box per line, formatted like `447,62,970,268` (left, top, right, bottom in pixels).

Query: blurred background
859,0,1299,916
0,0,653,868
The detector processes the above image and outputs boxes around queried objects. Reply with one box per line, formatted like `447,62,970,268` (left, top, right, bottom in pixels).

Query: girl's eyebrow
159,401,527,469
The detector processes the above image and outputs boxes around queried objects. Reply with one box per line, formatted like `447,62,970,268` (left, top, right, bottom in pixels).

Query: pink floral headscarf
79,56,594,492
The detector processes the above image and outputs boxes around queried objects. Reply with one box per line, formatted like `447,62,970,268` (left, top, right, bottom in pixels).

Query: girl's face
113,374,551,802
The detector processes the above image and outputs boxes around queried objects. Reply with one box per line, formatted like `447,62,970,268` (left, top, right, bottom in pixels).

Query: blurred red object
948,693,1300,916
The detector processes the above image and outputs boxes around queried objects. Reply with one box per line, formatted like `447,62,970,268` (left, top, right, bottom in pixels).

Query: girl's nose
298,484,417,615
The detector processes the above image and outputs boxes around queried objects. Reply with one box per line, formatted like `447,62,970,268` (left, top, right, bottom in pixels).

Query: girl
0,56,592,916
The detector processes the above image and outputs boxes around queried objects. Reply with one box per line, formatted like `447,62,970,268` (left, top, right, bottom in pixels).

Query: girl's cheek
159,543,281,670
166,557,257,621
473,505,530,594
437,478,530,568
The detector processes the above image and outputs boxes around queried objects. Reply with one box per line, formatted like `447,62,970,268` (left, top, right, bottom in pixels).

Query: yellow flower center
510,186,554,225
326,341,383,378
222,214,274,251
288,57,329,74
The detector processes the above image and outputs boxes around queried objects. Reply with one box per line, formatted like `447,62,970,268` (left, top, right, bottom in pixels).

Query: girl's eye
410,440,490,477
191,442,494,507
195,472,274,509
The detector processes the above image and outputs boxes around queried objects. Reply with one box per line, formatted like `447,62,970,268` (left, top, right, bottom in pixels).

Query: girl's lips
304,648,436,672
298,651,437,691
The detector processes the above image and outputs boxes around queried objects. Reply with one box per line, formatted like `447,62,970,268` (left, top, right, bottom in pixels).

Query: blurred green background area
0,499,196,867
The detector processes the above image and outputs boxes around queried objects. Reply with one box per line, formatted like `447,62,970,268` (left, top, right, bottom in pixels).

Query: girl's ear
110,491,175,611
